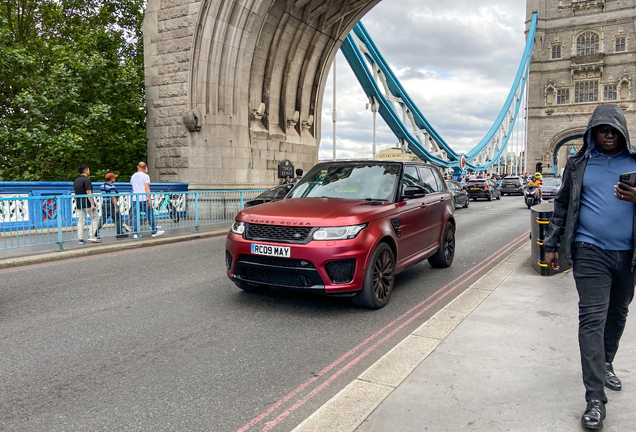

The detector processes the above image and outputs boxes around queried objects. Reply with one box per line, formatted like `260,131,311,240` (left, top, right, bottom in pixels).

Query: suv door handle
420,202,427,208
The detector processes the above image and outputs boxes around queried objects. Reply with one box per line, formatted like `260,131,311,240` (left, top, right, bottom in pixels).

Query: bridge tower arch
526,0,636,176
144,0,381,189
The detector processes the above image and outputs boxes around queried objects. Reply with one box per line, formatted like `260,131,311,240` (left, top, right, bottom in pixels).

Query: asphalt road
1,195,532,432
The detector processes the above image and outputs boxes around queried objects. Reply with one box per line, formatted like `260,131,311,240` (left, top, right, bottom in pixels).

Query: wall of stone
144,0,380,190
527,0,636,173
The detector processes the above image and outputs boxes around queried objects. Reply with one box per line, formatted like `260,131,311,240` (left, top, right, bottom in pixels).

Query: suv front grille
245,223,313,243
237,254,315,268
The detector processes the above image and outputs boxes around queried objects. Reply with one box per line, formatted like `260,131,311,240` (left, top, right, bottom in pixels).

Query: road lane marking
236,231,531,432
291,241,531,432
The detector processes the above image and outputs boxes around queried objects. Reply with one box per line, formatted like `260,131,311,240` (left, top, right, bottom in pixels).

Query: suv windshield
287,163,400,201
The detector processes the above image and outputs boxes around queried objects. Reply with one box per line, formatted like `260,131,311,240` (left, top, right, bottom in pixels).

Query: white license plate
251,244,291,258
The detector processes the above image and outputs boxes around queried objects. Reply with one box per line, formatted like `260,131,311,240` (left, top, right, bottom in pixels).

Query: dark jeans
95,202,123,236
572,242,636,403
131,200,158,234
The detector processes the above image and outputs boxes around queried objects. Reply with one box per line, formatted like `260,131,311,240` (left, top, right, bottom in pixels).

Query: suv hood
237,197,398,226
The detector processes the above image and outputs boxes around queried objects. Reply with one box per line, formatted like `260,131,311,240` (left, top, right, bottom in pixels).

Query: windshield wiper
365,198,387,202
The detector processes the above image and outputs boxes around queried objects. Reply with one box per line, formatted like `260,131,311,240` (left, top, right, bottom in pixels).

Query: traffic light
547,163,551,170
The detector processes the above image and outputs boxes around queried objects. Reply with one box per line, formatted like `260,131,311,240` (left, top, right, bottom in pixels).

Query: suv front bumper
225,232,374,295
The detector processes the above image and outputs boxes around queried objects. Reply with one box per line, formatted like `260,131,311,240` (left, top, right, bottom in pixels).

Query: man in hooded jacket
544,104,636,430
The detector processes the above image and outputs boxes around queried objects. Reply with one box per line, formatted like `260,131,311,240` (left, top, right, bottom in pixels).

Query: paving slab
355,259,636,432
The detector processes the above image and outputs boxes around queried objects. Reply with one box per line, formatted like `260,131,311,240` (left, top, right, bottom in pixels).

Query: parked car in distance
500,176,526,195
244,184,294,208
225,160,456,309
541,176,562,199
466,179,501,201
445,180,469,208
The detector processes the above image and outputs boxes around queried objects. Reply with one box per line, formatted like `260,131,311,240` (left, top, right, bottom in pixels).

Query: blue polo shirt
575,147,636,250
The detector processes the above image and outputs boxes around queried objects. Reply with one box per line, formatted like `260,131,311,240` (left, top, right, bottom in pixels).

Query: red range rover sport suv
225,160,456,308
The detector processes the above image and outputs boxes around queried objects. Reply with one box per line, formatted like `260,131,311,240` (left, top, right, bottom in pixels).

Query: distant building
374,148,421,162
527,0,636,174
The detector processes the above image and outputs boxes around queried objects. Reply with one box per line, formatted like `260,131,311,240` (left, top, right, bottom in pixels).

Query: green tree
0,0,147,181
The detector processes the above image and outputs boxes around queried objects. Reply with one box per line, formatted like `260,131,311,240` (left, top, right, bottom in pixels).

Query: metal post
332,55,336,161
195,192,199,233
56,196,64,251
135,199,141,239
524,78,529,176
240,191,244,210
401,140,406,161
371,97,378,159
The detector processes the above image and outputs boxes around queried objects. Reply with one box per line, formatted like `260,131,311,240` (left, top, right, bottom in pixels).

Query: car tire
487,193,492,201
352,242,395,309
428,222,455,268
463,198,469,208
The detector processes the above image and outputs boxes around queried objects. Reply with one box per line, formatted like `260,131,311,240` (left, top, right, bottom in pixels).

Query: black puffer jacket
544,104,636,265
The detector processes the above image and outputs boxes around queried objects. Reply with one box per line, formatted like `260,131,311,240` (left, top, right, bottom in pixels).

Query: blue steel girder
340,12,538,172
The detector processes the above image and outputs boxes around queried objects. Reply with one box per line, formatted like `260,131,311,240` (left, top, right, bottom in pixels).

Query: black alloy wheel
353,243,395,309
428,222,456,268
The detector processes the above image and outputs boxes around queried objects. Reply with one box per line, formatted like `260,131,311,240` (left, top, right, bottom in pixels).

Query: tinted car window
430,167,445,191
403,166,421,188
419,167,438,193
543,178,562,186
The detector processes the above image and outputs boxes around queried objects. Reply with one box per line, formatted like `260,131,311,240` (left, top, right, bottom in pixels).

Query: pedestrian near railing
0,190,265,251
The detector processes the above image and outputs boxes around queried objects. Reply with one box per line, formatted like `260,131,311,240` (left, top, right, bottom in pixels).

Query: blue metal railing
0,190,265,251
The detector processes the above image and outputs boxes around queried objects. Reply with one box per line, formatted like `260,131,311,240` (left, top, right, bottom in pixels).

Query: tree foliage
0,0,147,181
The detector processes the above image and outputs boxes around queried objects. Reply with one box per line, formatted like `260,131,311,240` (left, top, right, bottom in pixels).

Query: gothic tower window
577,32,600,56
604,84,617,101
552,44,562,59
616,37,626,52
557,89,570,104
575,81,599,102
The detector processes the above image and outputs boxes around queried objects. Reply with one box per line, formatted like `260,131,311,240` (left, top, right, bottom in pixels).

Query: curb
0,230,228,270
291,241,532,432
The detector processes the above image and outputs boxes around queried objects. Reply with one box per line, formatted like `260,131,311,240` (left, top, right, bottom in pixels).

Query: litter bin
530,202,571,276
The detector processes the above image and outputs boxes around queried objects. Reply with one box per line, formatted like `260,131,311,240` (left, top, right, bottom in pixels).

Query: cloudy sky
318,0,528,160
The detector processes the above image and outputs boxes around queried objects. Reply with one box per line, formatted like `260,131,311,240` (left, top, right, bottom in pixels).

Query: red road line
237,232,530,432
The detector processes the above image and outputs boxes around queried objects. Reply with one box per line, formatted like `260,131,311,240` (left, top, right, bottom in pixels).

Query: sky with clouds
318,0,529,161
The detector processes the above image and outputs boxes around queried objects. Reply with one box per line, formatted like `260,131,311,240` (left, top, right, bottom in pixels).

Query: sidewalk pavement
0,223,232,269
294,241,636,432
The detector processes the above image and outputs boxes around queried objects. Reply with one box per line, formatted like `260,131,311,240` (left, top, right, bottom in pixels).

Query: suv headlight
312,224,367,240
230,220,246,235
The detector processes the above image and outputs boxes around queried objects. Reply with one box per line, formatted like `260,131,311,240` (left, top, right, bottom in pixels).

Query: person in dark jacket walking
544,104,636,430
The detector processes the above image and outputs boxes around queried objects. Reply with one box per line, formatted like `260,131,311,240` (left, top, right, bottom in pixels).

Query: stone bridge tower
143,0,380,189
527,0,636,174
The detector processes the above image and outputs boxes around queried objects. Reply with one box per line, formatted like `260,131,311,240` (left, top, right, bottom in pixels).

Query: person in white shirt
130,162,164,238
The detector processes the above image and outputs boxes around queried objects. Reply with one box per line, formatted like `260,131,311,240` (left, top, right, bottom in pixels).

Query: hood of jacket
581,104,635,156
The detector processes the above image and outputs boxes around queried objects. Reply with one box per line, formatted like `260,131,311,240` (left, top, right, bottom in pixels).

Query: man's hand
615,182,636,203
545,252,559,271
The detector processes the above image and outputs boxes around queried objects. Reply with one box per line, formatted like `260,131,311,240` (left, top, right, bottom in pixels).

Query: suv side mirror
402,185,427,199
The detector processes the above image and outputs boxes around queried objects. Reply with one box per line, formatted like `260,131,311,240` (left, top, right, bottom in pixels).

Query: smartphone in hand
619,172,636,187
